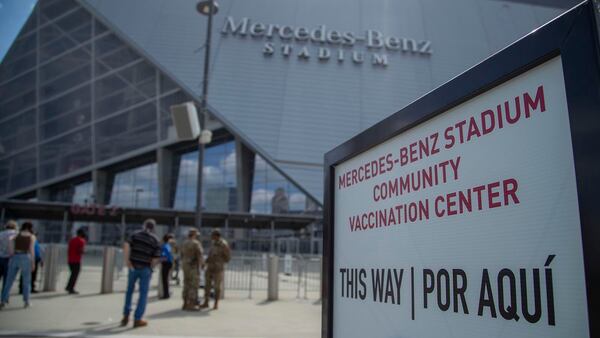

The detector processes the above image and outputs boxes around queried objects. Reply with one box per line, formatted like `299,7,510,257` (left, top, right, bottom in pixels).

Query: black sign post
323,2,600,337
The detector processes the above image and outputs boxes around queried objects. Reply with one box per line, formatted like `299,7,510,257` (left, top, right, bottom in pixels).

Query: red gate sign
70,203,120,217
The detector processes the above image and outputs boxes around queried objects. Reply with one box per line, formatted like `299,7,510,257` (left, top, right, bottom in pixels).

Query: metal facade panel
82,0,565,202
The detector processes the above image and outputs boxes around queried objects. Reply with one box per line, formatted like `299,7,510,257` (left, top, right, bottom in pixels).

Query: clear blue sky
0,0,37,62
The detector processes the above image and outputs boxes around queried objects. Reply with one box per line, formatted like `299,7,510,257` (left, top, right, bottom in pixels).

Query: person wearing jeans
121,219,161,328
123,266,152,322
0,222,36,309
0,221,17,293
19,236,42,294
160,233,174,299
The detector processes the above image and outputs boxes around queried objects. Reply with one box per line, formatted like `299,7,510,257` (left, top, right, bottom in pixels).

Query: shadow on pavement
27,292,70,300
84,323,135,335
147,308,211,319
0,323,134,337
75,291,127,299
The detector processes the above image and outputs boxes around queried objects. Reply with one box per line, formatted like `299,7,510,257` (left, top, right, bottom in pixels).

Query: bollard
267,255,279,301
158,265,164,299
42,244,60,292
101,246,116,294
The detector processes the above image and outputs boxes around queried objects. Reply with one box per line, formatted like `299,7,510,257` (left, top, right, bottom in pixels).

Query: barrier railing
223,254,321,299
36,245,321,300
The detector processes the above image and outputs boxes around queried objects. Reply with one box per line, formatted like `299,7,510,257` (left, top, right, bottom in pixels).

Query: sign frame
322,1,600,337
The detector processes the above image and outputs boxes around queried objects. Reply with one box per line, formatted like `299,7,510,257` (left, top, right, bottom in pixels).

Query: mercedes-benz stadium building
0,0,578,251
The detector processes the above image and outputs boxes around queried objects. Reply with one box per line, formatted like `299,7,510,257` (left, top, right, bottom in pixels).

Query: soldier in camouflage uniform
180,228,204,311
200,229,231,310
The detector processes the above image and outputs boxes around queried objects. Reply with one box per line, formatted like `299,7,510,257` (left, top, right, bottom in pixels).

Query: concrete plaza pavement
0,266,321,338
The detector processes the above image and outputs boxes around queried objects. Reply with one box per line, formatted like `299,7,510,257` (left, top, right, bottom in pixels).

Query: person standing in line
200,229,230,310
0,222,36,309
121,219,161,328
181,228,203,311
159,233,174,299
65,229,87,294
19,234,42,294
169,236,181,286
31,238,42,293
0,221,18,293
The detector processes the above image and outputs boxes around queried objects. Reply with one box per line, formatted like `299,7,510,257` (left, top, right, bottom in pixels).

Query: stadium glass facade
0,0,320,248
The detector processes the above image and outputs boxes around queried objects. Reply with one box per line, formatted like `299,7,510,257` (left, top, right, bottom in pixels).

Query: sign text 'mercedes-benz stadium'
221,16,432,67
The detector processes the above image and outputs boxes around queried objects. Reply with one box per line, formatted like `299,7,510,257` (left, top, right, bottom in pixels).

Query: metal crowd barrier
39,244,125,293
223,254,322,299
37,245,321,300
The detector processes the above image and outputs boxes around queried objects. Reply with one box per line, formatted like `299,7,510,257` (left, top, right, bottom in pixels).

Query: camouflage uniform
180,237,203,309
204,239,231,306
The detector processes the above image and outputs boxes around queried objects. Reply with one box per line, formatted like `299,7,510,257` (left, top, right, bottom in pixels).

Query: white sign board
333,57,589,337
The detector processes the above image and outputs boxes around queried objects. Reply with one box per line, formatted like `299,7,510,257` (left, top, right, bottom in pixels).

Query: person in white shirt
0,220,18,294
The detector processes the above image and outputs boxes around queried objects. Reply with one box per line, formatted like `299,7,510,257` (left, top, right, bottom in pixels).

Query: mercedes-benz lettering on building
0,0,575,246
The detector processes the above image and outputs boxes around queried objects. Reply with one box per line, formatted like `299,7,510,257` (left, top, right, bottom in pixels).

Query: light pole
195,0,219,230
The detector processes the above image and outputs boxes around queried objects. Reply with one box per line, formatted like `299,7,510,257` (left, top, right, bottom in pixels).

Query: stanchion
42,244,60,292
158,264,164,299
267,255,279,301
101,246,116,294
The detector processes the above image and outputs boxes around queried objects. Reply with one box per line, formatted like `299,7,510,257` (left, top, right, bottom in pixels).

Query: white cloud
203,165,224,185
251,188,274,205
220,151,237,173
135,164,157,181
178,151,237,187
289,192,306,204
180,157,197,169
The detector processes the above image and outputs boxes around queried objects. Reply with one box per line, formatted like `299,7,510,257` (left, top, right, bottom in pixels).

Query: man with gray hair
121,219,161,328
0,221,17,293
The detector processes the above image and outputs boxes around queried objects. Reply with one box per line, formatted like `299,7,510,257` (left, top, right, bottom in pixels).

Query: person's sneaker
0,302,5,310
133,319,148,328
120,316,129,327
68,290,79,295
24,302,31,308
